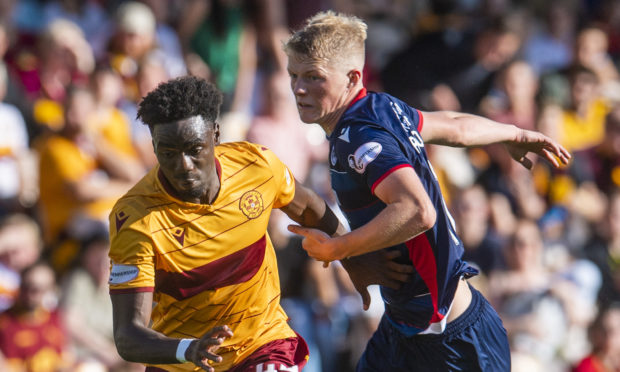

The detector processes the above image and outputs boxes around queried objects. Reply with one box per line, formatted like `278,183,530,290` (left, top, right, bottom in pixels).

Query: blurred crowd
0,0,620,371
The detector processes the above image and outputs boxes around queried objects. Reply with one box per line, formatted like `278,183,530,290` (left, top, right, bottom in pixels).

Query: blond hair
284,11,367,69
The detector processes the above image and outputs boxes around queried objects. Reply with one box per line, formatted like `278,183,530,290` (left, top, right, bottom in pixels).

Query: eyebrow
155,139,205,149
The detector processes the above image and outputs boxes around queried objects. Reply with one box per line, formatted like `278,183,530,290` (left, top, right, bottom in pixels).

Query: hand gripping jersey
329,89,478,336
108,142,299,371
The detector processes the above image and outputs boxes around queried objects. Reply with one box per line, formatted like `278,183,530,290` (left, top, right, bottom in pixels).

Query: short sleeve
337,125,413,194
108,208,155,293
254,145,296,209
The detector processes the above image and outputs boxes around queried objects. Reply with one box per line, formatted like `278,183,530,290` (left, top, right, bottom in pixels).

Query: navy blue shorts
356,284,510,372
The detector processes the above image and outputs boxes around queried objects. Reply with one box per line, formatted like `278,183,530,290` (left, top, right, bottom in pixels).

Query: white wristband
176,338,193,363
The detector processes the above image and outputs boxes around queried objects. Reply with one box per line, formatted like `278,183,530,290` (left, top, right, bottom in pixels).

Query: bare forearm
282,182,345,236
333,202,432,259
425,111,520,147
114,324,188,364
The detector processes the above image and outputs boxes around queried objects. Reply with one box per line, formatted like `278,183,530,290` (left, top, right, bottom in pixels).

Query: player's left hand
341,250,413,310
505,129,571,169
287,224,341,262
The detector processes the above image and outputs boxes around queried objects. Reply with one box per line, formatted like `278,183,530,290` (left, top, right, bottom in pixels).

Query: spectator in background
522,0,575,76
107,2,160,103
574,26,620,101
488,219,574,371
30,19,94,133
41,0,110,59
0,62,31,215
580,107,620,194
453,184,505,275
0,262,69,372
178,0,257,114
559,65,609,153
90,65,143,164
573,303,620,372
119,56,169,169
0,214,42,313
37,86,140,248
382,15,522,113
140,0,186,79
60,232,141,371
585,191,620,306
480,60,539,131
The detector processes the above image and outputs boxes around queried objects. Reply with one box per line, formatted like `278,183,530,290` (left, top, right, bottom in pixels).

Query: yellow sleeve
253,144,296,209
108,206,155,293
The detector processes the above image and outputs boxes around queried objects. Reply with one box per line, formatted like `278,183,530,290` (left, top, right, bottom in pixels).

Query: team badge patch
109,264,139,284
239,190,264,219
348,142,382,174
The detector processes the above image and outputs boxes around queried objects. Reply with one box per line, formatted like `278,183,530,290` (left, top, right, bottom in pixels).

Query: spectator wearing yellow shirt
37,86,142,245
559,65,610,152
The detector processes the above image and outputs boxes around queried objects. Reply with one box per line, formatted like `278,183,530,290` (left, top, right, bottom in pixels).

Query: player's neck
321,86,364,135
201,174,220,205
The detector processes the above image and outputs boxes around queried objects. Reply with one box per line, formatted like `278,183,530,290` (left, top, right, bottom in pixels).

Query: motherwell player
108,76,410,372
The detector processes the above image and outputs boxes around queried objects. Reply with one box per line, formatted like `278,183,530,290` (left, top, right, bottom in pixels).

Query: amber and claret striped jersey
108,142,299,371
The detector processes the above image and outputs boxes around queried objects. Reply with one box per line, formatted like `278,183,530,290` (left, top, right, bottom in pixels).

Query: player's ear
347,69,362,88
214,122,220,145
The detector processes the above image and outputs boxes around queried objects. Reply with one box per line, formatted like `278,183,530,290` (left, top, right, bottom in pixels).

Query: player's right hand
186,325,234,372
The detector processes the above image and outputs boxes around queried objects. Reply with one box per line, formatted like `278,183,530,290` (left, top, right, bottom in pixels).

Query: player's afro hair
137,76,223,127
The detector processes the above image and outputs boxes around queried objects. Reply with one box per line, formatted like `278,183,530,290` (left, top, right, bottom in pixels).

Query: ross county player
285,11,571,371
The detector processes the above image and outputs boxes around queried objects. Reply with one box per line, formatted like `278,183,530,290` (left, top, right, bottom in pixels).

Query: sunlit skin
287,54,362,135
151,116,220,204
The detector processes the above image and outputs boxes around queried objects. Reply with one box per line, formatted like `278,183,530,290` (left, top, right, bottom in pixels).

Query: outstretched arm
420,111,571,168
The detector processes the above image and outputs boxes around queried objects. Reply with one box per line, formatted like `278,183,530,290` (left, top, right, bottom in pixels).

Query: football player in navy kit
284,11,571,372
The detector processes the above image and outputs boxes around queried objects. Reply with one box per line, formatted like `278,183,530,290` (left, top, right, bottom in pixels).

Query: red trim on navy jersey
371,164,413,195
416,109,424,132
109,287,154,295
348,87,367,108
155,235,266,300
405,234,444,323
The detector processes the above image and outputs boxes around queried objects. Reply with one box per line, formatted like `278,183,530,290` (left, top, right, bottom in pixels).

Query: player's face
287,54,352,131
151,116,218,203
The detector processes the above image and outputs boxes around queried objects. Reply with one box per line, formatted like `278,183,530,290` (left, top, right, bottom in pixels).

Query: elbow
416,202,437,233
113,329,137,362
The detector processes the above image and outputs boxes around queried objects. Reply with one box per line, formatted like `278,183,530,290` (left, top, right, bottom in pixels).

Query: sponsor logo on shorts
239,190,264,219
347,142,382,174
109,264,139,284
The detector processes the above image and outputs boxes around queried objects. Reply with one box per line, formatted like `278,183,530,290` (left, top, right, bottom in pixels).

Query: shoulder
110,170,164,234
217,141,283,167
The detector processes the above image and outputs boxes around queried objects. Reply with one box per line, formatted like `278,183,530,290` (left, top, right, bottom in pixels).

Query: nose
292,79,306,96
175,153,195,173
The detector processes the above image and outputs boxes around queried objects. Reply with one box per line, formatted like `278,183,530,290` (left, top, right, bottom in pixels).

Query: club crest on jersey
109,264,139,284
348,142,382,174
239,190,263,219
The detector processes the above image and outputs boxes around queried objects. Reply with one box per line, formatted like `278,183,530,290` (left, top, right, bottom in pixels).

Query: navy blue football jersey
329,89,478,335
